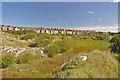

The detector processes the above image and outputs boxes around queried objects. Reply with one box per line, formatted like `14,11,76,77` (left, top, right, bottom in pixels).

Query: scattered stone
19,69,23,72
80,56,87,61
41,50,44,54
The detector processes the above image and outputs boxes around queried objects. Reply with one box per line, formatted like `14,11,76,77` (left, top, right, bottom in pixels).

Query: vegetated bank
1,30,119,78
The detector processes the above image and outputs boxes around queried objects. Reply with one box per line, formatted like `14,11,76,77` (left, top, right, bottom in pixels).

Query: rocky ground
1,31,47,59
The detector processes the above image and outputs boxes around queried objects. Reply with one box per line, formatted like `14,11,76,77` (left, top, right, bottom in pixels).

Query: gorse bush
45,44,60,57
56,40,73,53
20,33,37,41
2,53,16,68
45,39,73,57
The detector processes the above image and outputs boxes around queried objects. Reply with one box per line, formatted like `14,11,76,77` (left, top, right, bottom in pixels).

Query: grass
54,51,118,78
2,46,88,78
2,44,113,78
1,31,117,78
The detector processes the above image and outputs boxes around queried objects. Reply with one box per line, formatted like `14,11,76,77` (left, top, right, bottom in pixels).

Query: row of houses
0,25,96,35
0,25,28,31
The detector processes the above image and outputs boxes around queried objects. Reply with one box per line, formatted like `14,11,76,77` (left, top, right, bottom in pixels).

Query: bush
16,53,34,64
28,33,52,47
110,34,120,54
20,33,37,41
56,40,73,53
45,44,60,57
45,39,73,57
2,53,16,68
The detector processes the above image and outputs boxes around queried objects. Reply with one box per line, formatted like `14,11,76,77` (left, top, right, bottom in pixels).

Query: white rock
19,69,23,72
40,50,44,54
80,56,87,61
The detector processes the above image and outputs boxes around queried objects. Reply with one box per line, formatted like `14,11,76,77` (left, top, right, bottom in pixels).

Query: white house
14,27,21,31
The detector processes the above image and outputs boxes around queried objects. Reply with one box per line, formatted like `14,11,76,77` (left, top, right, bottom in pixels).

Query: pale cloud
70,26,118,32
99,18,103,21
88,11,94,14
113,0,120,2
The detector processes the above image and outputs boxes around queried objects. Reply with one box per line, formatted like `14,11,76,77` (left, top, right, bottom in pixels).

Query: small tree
110,34,120,54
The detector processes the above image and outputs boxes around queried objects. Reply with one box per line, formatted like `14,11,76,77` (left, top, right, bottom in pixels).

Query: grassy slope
54,51,118,78
1,32,118,78
2,32,30,48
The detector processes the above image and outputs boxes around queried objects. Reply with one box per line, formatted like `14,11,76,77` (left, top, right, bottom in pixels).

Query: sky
1,0,117,2
2,2,118,32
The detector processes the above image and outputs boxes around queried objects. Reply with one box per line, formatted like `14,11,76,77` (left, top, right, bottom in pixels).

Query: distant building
61,30,67,34
66,30,73,34
8,26,14,30
50,30,55,34
54,30,58,34
75,31,80,34
2,25,8,31
21,27,26,30
14,27,21,31
45,30,50,34
36,29,40,33
40,29,45,33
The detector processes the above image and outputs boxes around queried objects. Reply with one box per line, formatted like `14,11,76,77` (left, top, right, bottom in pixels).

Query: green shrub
16,53,34,64
20,33,37,41
91,35,105,40
29,33,52,47
110,34,120,54
45,44,60,57
2,53,16,68
56,40,73,53
45,39,73,57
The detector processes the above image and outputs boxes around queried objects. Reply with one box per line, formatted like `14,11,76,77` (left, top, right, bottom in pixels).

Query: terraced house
0,25,96,35
2,25,8,31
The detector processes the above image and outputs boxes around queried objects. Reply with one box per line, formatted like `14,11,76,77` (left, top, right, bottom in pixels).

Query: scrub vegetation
1,30,119,78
